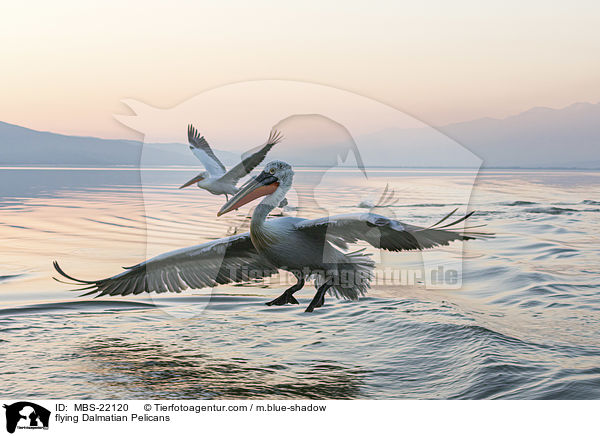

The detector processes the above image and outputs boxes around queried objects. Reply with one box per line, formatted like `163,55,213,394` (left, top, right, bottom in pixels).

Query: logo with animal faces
3,402,50,434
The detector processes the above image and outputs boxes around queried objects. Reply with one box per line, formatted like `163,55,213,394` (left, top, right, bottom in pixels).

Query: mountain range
1,101,599,168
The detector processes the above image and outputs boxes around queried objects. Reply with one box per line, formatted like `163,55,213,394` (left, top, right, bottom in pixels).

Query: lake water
0,167,599,399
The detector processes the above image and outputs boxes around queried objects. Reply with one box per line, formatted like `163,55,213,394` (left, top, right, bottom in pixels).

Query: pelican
179,124,283,200
53,161,490,312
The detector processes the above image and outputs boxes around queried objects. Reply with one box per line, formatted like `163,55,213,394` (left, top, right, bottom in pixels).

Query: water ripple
1,168,599,399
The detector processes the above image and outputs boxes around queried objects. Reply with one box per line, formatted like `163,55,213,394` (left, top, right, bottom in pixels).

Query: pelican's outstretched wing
219,129,283,185
53,233,278,297
187,124,226,177
294,210,492,251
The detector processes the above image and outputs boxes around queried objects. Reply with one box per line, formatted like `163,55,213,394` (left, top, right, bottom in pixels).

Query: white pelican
179,124,283,200
54,161,489,312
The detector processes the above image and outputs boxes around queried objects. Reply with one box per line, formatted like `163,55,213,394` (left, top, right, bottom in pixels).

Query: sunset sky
1,0,599,139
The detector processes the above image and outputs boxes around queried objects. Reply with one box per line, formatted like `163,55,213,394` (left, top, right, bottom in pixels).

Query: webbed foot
266,292,299,306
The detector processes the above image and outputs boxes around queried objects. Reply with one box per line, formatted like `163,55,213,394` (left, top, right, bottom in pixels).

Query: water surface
1,167,599,399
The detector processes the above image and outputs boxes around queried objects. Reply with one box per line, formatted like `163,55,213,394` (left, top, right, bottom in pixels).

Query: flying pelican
179,124,283,200
53,161,490,312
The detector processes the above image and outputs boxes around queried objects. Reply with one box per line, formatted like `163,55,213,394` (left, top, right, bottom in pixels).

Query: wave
502,201,538,206
356,201,463,209
0,294,273,318
524,207,578,215
582,200,600,205
473,210,504,216
0,300,158,317
0,273,25,282
399,203,460,208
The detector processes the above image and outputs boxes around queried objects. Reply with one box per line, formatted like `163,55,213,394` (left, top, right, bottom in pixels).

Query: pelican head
179,171,209,189
218,161,293,216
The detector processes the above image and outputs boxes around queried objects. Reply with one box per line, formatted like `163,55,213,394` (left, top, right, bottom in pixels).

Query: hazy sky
1,0,599,139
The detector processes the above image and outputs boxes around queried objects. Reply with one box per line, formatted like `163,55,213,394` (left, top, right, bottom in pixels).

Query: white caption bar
0,400,595,436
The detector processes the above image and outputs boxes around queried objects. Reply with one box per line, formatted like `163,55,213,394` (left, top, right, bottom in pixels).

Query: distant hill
1,101,599,168
357,102,600,168
0,121,238,167
438,102,600,168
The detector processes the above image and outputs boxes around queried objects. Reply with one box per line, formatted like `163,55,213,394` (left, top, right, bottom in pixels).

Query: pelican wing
187,124,226,177
53,233,278,297
219,129,283,185
295,210,491,251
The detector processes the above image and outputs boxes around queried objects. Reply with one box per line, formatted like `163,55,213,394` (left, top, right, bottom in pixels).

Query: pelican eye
269,168,276,175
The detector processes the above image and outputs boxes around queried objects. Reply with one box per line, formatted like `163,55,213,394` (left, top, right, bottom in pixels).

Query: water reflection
73,337,367,399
